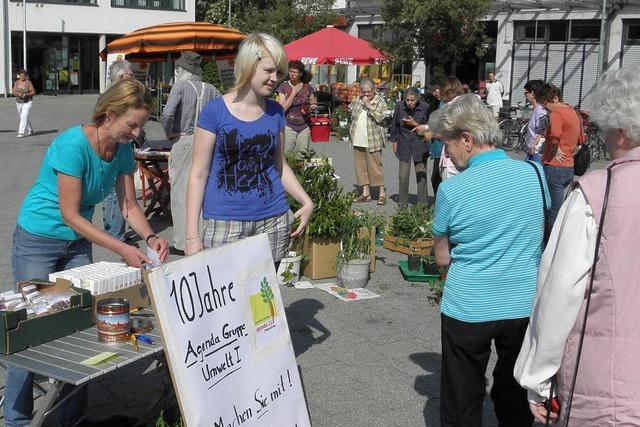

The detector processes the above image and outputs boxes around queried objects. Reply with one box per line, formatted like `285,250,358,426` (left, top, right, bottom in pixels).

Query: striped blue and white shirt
433,149,550,323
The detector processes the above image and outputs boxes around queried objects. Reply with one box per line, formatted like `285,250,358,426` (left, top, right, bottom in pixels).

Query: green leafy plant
155,411,184,427
289,150,354,240
387,204,434,241
280,262,296,285
427,278,445,306
331,104,352,140
335,209,385,270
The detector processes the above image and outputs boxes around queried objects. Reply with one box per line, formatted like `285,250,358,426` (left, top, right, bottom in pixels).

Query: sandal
354,195,372,203
377,195,387,206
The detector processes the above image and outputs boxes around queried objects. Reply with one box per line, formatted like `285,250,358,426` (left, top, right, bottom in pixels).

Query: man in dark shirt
390,87,430,208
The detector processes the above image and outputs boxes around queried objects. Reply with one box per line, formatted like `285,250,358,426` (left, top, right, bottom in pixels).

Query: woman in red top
536,83,583,233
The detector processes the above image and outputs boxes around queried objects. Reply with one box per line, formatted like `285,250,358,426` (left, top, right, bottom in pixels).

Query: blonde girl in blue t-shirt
185,33,313,263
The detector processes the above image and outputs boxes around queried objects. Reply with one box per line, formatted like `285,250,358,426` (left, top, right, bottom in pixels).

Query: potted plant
288,150,354,280
330,104,351,141
335,209,384,288
277,251,303,285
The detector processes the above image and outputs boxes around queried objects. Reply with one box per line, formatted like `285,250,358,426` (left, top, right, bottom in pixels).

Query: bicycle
498,102,531,151
575,108,608,163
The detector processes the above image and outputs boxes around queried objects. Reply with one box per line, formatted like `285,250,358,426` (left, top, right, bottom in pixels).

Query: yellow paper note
81,352,118,366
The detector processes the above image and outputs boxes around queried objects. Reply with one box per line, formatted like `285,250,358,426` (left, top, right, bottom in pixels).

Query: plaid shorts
202,210,295,262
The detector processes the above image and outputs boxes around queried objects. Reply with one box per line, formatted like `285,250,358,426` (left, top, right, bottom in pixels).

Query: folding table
0,310,164,426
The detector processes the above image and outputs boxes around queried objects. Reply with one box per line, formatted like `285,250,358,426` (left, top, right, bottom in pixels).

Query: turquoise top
433,149,550,322
18,125,135,241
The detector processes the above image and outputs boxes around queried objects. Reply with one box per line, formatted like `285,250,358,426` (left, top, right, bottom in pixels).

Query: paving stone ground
0,94,606,426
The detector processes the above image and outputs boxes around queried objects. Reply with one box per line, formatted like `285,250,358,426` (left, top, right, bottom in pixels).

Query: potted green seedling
335,209,384,288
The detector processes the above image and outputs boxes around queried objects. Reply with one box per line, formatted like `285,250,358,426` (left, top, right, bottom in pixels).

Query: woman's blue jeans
6,225,92,426
102,189,126,241
543,165,574,232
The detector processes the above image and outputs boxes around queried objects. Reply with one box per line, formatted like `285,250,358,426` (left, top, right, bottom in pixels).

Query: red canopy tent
284,26,387,66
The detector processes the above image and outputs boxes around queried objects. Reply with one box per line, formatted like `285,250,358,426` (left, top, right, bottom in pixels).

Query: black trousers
440,314,533,427
431,158,442,196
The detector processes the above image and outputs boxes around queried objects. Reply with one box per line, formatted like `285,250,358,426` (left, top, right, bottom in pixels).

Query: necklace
96,126,105,202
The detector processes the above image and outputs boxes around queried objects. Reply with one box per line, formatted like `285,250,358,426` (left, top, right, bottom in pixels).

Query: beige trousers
353,147,384,187
284,126,311,153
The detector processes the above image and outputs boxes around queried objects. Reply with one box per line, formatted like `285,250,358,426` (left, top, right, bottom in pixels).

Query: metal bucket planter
277,251,302,285
336,258,370,289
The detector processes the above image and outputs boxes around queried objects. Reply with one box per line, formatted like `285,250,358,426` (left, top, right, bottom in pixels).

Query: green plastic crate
398,260,440,284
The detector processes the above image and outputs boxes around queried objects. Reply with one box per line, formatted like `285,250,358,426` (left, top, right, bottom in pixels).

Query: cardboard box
302,229,376,280
0,280,93,354
90,281,150,322
302,237,340,280
383,236,433,256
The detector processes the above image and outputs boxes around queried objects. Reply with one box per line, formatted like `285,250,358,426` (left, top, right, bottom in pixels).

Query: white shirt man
486,72,504,118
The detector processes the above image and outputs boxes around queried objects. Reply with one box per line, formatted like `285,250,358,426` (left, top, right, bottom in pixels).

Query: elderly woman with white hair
515,66,640,426
429,94,549,426
349,78,387,205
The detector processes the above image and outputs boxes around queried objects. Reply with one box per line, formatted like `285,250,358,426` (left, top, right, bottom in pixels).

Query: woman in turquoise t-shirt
6,80,168,427
185,33,313,263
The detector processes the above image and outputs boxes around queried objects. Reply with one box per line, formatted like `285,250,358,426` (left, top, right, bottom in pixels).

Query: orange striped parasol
100,22,246,62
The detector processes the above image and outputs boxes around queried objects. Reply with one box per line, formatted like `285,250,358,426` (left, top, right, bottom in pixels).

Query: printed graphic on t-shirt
217,129,277,197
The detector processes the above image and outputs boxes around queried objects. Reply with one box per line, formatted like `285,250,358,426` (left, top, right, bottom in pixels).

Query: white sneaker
26,130,34,136
16,133,24,138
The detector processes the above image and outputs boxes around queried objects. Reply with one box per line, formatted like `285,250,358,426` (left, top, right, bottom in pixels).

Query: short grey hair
404,87,420,99
590,66,640,145
359,78,375,90
109,59,132,84
428,94,501,147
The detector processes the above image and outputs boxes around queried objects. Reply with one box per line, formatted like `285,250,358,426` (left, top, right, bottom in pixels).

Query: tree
196,0,337,45
379,0,491,83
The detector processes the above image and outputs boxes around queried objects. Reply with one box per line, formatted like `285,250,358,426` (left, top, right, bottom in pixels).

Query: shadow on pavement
31,130,58,137
410,352,442,424
285,298,331,357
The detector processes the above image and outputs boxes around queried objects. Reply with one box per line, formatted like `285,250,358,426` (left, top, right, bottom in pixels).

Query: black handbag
573,111,590,176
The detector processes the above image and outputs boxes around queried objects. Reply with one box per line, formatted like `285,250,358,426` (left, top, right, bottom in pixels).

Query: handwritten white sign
146,235,311,427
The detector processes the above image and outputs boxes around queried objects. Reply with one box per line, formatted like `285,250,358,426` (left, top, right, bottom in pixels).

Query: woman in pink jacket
515,65,640,426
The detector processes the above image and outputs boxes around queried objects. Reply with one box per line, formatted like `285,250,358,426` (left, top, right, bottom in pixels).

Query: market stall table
135,150,171,219
0,310,164,427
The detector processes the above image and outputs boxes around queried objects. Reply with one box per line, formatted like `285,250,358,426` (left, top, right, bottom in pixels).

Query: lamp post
22,0,27,70
597,0,607,78
228,0,231,27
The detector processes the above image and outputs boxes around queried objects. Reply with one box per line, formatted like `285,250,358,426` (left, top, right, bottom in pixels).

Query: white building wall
7,0,194,35
2,0,194,95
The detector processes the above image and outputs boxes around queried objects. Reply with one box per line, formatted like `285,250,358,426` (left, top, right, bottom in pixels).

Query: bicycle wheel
515,121,528,152
502,119,520,151
498,119,513,150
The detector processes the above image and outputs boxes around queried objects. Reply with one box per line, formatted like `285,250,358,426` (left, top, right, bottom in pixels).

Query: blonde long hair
232,33,288,92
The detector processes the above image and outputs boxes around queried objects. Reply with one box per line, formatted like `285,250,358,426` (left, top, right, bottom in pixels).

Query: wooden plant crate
383,236,433,256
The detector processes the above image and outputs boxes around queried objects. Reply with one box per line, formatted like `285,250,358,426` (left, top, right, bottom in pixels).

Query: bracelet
144,234,158,244
185,235,201,242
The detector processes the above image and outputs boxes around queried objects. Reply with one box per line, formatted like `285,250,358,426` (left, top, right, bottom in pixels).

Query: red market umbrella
99,22,245,62
284,26,387,66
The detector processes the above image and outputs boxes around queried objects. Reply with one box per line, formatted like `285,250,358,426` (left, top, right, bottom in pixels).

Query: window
570,21,600,40
358,24,390,43
627,23,640,40
10,0,96,5
111,0,184,10
515,22,547,42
